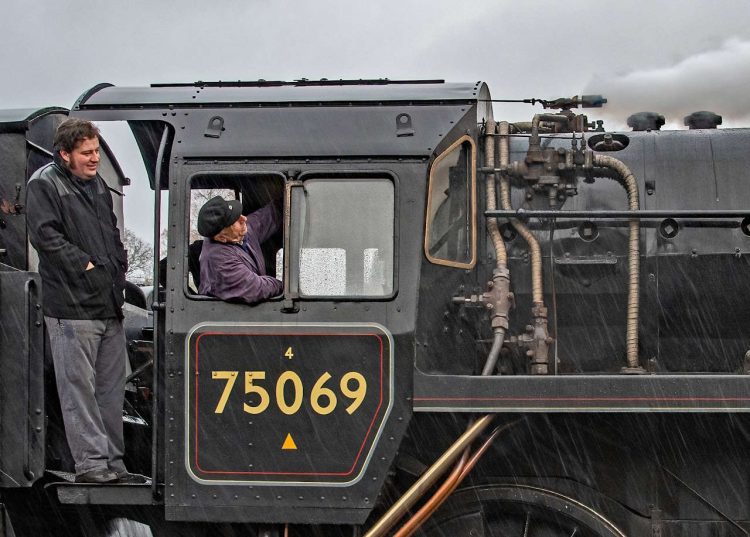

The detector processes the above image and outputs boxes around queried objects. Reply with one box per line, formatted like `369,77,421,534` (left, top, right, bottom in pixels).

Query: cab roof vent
684,111,722,129
627,112,665,131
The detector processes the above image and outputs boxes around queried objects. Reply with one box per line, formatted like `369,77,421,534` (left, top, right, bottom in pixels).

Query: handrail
485,209,750,219
150,124,169,500
23,279,36,481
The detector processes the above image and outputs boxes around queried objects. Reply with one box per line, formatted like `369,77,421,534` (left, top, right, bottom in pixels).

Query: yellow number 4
284,347,294,360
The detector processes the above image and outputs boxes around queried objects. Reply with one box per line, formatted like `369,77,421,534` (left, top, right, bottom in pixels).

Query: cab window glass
186,187,237,293
287,178,394,297
189,187,237,243
186,172,284,297
425,137,476,268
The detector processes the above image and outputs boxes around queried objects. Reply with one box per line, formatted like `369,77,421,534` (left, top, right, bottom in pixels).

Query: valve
516,304,553,375
452,267,514,331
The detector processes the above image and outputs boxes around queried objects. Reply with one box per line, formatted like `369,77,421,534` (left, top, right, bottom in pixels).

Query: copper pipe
530,113,569,132
498,121,543,304
362,415,495,537
497,120,511,166
395,421,520,537
484,120,507,268
392,450,470,537
457,425,505,481
593,154,641,370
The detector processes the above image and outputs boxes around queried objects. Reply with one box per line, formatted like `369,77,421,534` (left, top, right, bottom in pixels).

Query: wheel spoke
424,484,628,537
522,511,530,537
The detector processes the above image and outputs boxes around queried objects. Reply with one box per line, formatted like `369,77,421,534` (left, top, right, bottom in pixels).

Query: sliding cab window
186,172,284,296
425,136,477,268
287,177,394,298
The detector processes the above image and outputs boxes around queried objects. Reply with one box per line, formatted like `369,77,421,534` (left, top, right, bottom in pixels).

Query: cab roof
72,80,490,189
0,107,68,134
74,80,482,109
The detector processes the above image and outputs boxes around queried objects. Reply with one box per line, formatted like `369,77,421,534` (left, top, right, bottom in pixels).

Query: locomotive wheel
418,484,627,537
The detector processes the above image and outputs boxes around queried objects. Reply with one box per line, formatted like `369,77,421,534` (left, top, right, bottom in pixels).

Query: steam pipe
387,334,509,537
483,120,509,368
481,331,506,376
528,113,570,152
498,121,543,304
531,113,570,130
484,120,507,268
511,121,533,132
499,121,551,375
512,113,570,136
592,154,641,370
392,450,471,537
362,415,495,537
377,331,505,537
457,424,507,481
393,422,519,537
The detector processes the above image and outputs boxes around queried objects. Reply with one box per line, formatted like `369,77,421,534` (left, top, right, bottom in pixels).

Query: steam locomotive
0,79,748,536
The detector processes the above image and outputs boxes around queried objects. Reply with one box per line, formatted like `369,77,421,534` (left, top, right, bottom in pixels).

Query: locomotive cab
57,79,491,529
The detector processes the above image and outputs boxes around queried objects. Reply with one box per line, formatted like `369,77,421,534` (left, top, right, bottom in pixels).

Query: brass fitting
518,304,553,375
484,267,513,331
452,268,514,331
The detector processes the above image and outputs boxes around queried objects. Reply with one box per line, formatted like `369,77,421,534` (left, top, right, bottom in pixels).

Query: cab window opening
425,136,476,268
285,176,395,298
185,172,285,299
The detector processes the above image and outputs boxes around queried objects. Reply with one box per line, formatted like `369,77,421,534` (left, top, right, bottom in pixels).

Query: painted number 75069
211,370,367,416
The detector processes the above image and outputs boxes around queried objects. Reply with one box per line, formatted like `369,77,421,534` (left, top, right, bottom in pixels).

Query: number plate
185,323,393,485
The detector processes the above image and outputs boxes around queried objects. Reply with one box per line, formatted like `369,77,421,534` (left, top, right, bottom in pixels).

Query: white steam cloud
586,38,750,129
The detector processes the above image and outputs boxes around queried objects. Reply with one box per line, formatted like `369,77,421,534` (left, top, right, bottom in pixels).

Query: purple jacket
199,203,283,304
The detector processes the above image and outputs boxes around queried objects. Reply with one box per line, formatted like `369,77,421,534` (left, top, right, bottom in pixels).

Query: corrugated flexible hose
593,154,641,369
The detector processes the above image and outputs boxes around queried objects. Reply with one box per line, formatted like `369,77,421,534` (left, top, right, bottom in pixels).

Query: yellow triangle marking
282,433,298,450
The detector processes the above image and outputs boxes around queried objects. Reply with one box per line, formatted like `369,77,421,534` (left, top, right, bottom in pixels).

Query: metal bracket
396,113,415,137
554,255,617,266
281,298,299,314
204,116,225,138
13,184,23,214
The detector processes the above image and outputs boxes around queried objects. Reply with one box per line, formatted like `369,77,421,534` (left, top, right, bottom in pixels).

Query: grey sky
3,0,750,241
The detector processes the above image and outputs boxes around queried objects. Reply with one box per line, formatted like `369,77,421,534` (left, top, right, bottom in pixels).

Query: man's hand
85,261,95,271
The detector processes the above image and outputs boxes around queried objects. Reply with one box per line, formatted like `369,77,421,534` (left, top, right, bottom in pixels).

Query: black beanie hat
197,196,243,237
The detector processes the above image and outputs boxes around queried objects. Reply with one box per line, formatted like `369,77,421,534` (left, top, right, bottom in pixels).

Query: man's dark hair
53,118,100,153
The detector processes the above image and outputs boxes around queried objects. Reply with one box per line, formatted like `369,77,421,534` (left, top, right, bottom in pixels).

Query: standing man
26,118,145,484
198,196,283,303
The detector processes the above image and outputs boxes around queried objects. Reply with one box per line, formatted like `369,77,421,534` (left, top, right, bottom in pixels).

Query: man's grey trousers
45,317,127,476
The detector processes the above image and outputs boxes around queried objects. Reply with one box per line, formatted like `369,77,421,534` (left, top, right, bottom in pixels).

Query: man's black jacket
26,159,127,319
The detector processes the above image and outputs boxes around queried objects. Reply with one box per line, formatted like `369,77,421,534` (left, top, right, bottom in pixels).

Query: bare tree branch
124,228,154,285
